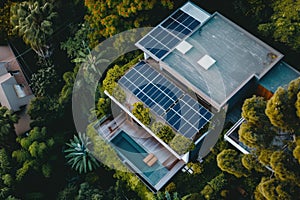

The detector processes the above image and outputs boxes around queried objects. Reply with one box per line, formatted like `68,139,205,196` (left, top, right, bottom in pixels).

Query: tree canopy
12,127,55,181
30,65,59,97
10,1,58,57
0,0,12,44
217,149,249,178
237,0,300,50
0,107,18,151
151,122,175,143
218,78,300,199
258,0,300,50
266,78,300,133
84,0,174,47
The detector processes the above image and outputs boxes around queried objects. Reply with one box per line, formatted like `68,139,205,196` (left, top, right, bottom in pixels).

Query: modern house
0,46,34,135
94,1,300,192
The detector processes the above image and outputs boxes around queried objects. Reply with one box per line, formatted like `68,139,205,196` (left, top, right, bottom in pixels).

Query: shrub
165,182,176,193
151,122,175,143
103,65,124,94
132,102,151,126
112,84,126,103
187,162,204,175
169,134,195,155
200,185,213,200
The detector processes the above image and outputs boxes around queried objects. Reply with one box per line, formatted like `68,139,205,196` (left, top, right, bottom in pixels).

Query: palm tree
72,41,110,86
64,132,100,174
10,1,57,57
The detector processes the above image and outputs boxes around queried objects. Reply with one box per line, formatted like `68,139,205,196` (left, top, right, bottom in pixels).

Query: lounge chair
147,156,158,167
143,153,154,163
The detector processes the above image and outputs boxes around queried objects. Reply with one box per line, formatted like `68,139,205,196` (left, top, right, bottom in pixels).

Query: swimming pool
111,130,168,186
259,61,300,93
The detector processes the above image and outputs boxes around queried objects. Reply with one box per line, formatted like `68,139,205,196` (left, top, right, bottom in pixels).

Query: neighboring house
0,63,33,111
94,2,300,192
0,46,34,135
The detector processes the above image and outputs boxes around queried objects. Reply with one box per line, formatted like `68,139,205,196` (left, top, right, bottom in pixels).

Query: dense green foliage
217,149,249,178
217,78,300,199
266,78,300,132
60,22,90,59
200,173,228,200
169,134,195,155
2,0,300,198
236,0,300,50
151,122,175,143
95,97,111,119
12,127,55,181
0,0,12,44
30,65,58,97
27,96,63,127
0,107,18,151
0,149,15,199
239,96,275,149
258,0,300,50
84,0,174,47
10,1,58,57
132,102,151,126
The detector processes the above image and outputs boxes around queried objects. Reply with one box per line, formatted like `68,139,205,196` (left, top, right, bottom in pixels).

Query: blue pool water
111,131,168,186
259,62,300,93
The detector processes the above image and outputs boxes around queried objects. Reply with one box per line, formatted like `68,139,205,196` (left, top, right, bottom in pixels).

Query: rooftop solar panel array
118,61,213,139
136,9,201,60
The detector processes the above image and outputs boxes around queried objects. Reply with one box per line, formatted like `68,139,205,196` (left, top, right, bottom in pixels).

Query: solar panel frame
136,8,202,61
118,61,213,139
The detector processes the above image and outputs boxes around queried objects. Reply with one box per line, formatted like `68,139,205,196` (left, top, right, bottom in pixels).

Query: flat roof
162,12,283,110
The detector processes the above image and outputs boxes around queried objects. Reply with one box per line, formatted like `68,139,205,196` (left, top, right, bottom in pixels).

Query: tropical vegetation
0,0,299,199
64,132,100,174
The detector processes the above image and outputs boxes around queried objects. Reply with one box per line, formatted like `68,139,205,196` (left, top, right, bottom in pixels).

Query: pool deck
94,112,185,191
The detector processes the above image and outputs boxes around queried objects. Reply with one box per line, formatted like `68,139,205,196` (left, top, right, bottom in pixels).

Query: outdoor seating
143,153,154,163
147,156,157,167
143,153,157,166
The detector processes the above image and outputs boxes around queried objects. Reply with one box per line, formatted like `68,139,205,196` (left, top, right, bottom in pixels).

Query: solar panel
118,61,213,139
136,8,201,60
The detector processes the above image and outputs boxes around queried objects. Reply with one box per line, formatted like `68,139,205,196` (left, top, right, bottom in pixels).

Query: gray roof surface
0,62,8,76
162,13,283,110
0,74,17,110
0,74,33,111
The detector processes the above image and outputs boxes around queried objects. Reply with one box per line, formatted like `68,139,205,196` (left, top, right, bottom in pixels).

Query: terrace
94,59,215,191
94,112,185,191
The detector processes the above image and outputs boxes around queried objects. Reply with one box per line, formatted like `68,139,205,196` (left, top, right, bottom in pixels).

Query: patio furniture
147,156,158,167
143,153,154,163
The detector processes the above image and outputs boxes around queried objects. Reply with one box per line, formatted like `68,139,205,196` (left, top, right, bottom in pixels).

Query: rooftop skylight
176,41,193,54
197,55,216,70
